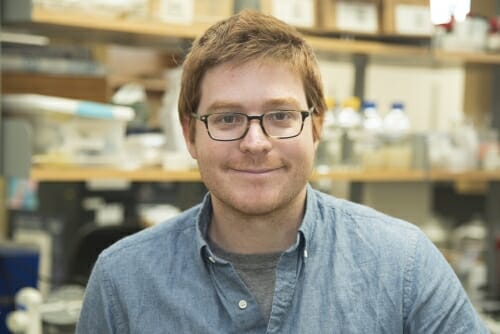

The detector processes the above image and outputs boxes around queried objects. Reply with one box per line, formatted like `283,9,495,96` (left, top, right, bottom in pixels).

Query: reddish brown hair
178,10,326,142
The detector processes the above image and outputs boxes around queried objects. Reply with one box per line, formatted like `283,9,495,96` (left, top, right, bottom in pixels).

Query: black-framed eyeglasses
191,108,314,141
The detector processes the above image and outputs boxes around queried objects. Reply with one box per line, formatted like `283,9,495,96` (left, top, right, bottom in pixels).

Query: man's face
184,60,318,217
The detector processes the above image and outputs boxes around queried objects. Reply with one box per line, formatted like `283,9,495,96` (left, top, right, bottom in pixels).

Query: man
77,10,487,333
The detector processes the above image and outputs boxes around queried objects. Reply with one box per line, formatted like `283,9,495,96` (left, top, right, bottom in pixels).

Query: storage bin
2,94,135,166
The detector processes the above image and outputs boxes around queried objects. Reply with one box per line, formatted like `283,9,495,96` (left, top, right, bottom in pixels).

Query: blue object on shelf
0,244,39,333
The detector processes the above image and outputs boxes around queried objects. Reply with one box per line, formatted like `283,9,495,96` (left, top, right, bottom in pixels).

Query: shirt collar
297,183,319,259
195,184,319,262
195,192,214,261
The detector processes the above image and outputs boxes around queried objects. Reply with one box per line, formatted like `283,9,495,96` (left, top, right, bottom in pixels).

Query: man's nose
239,120,272,152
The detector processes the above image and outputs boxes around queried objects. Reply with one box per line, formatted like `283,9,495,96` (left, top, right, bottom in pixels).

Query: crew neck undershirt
208,239,282,323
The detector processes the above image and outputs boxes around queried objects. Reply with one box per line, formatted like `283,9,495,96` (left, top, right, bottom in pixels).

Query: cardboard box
154,0,233,28
382,0,433,36
260,0,318,29
318,0,381,34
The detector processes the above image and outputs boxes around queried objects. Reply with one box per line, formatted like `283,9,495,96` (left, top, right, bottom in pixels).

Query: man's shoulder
312,189,422,244
311,189,426,271
314,188,412,221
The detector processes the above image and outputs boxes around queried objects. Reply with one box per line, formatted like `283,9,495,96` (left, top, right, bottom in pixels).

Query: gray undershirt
209,240,282,323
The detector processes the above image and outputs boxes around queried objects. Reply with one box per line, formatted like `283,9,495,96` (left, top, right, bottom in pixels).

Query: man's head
178,10,326,143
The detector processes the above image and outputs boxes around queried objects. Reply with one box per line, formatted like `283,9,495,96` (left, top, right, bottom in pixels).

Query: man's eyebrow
206,101,242,112
205,97,303,112
262,97,302,109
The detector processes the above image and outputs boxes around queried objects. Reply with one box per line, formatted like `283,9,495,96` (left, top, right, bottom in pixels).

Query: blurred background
1,0,500,332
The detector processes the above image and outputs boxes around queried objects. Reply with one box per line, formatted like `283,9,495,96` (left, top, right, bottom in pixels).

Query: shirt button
238,300,248,310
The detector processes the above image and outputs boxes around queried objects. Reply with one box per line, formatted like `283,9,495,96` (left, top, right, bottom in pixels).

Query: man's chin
219,191,282,215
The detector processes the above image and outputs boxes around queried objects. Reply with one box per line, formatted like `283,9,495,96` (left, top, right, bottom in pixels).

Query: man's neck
208,194,306,254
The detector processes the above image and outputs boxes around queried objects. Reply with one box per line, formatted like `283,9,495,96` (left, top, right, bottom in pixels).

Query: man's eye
222,115,236,123
212,113,242,125
269,111,293,121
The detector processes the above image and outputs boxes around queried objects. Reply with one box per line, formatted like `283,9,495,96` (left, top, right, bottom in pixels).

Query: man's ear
313,121,323,151
313,138,320,152
182,118,198,159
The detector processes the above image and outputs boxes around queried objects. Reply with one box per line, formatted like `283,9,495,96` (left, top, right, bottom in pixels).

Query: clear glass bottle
337,96,361,168
358,100,384,170
315,97,340,172
382,102,412,170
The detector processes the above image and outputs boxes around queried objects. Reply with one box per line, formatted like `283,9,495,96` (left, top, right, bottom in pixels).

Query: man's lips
230,167,283,174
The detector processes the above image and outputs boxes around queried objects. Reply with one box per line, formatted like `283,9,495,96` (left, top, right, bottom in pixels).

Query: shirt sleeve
75,255,126,334
403,230,488,333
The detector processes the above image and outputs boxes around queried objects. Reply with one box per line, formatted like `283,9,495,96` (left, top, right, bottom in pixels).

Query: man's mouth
231,167,283,174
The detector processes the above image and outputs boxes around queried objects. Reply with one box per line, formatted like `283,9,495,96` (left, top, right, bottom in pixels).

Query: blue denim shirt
76,185,487,333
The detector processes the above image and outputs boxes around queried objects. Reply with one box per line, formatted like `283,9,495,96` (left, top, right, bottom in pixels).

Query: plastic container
383,102,410,140
361,101,383,133
337,96,362,129
2,94,134,166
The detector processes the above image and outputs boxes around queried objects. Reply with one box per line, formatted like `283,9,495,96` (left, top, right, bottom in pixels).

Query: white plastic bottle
362,101,383,133
383,102,410,140
337,97,362,130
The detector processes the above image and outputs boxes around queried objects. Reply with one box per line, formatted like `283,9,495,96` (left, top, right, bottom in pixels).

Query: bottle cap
391,102,404,109
342,96,360,110
324,97,336,109
362,101,376,109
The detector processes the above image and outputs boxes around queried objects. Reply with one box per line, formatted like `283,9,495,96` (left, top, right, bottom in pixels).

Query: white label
395,5,433,35
336,2,378,33
158,0,194,24
271,0,315,28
